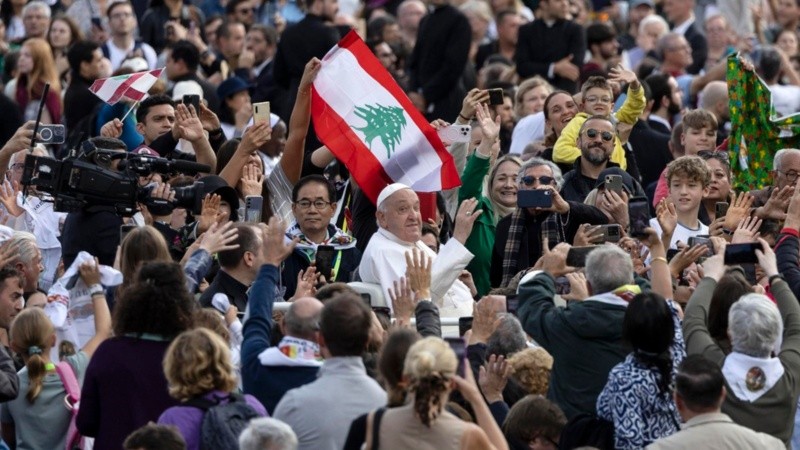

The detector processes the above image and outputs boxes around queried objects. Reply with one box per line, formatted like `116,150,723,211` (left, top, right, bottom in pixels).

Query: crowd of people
0,0,793,447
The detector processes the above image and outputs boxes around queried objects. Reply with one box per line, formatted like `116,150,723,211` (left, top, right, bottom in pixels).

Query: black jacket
629,120,672,188
64,75,103,131
647,117,671,135
683,22,708,75
490,203,608,288
408,4,472,122
199,269,250,311
515,19,585,93
560,158,621,203
279,243,362,300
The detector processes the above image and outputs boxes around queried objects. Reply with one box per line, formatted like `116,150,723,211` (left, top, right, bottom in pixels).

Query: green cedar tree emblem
353,104,407,158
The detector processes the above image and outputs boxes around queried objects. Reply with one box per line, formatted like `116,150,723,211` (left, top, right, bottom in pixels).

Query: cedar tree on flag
310,31,461,204
89,68,164,105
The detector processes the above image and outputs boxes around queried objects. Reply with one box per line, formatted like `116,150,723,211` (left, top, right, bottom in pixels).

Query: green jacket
683,277,800,446
517,271,651,418
458,152,496,296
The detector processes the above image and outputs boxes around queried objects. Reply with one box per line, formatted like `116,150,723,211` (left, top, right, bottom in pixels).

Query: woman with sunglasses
458,103,522,296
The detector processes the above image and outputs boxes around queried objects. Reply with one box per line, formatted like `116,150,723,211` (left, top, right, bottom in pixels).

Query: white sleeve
430,239,474,303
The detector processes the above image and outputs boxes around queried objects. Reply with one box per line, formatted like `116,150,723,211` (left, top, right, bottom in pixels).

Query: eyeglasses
777,170,800,182
110,12,133,19
520,175,555,186
583,128,614,142
295,199,332,210
584,96,612,104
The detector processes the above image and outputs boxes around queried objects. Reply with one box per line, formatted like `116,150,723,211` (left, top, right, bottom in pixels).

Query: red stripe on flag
336,31,461,191
311,88,394,204
107,71,145,105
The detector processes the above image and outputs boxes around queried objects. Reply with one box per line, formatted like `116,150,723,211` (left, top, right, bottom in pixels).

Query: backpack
184,393,261,450
558,413,615,450
55,361,86,450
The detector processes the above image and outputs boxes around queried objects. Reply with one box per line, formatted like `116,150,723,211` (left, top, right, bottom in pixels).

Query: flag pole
119,100,140,123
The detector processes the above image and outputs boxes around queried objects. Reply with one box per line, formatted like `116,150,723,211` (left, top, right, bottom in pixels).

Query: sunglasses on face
583,128,614,142
520,175,555,186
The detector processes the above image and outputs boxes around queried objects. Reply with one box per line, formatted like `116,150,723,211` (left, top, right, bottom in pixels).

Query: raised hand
261,217,298,266
562,272,588,301
453,198,483,244
388,276,415,324
757,185,792,221
240,164,264,197
0,180,22,217
475,102,500,144
573,224,603,247
405,247,432,299
724,191,755,230
198,221,240,254
299,57,322,92
656,199,677,243
731,216,762,244
239,122,272,155
478,354,511,403
197,194,221,234
608,64,639,88
292,266,319,300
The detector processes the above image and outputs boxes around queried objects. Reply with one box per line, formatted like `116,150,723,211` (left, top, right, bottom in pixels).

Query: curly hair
163,328,237,401
10,308,54,403
507,347,553,395
194,308,230,343
666,155,711,187
113,262,196,338
404,337,457,427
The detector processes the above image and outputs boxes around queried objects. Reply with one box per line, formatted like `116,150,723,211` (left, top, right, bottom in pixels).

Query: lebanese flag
89,68,164,105
311,31,461,204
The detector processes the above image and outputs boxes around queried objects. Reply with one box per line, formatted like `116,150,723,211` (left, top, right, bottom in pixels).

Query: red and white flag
89,68,164,105
311,31,461,204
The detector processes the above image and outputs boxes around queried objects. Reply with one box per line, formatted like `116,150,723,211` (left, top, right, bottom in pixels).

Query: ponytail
9,309,55,404
411,375,449,428
25,346,46,403
634,349,674,395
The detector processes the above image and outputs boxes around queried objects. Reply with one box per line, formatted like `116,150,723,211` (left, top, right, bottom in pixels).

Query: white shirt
648,217,708,249
104,38,158,71
359,228,474,318
768,84,800,119
649,114,672,132
510,111,546,155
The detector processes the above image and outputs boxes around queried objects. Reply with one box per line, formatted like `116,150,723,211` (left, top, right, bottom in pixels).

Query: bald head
700,81,728,120
282,296,324,341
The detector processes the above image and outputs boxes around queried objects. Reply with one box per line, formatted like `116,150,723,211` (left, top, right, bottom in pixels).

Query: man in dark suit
515,0,585,93
475,10,522,70
644,73,682,134
629,80,672,190
407,0,472,122
235,24,282,105
272,0,340,122
664,0,707,75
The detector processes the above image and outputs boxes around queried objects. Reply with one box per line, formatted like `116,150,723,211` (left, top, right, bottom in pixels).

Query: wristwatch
88,284,104,297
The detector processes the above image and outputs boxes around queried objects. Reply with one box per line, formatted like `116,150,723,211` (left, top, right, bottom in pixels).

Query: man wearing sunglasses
560,117,641,203
491,158,608,288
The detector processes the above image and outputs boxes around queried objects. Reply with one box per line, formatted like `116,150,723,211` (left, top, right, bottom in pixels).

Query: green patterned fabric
727,54,800,191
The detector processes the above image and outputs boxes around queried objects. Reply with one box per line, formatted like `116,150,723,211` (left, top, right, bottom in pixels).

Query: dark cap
198,175,240,222
594,167,636,195
216,76,253,100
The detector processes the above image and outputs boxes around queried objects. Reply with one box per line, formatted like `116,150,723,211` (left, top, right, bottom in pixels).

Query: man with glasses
752,148,800,220
226,0,258,28
282,175,361,299
560,116,641,202
553,71,645,171
491,158,608,288
102,0,157,71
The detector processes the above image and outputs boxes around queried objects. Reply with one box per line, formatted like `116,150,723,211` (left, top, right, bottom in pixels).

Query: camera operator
100,94,220,174
60,137,130,268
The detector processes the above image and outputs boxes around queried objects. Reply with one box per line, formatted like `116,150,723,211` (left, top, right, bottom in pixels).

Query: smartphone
628,197,650,238
518,189,552,209
487,88,504,106
445,337,467,377
688,235,714,257
314,245,336,281
598,224,622,243
436,125,471,143
458,316,473,337
253,101,270,124
506,295,519,315
555,276,571,295
244,195,263,223
604,174,623,194
183,94,201,113
91,16,102,29
666,248,680,261
38,124,66,144
724,242,763,265
360,292,371,306
119,224,136,243
716,202,729,218
567,246,596,267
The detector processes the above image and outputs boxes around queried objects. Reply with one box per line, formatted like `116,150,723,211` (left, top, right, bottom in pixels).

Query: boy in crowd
650,155,711,248
553,67,646,170
653,109,717,205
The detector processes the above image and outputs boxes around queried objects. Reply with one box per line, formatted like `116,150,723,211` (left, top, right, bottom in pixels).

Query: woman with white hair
683,239,800,446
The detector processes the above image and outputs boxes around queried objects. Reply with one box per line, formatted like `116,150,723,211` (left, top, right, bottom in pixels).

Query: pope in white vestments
359,183,475,318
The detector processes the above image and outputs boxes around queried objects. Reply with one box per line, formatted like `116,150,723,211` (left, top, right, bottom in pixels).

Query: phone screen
724,243,762,265
315,245,336,281
445,337,467,376
628,197,650,237
458,317,473,337
183,94,201,113
488,88,504,106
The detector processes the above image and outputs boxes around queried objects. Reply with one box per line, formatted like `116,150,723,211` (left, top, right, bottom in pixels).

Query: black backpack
184,393,261,450
558,413,615,450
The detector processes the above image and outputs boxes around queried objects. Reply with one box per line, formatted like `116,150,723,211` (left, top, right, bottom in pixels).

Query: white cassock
359,228,474,318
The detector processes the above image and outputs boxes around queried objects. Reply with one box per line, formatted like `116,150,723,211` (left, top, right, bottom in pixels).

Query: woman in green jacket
458,103,521,296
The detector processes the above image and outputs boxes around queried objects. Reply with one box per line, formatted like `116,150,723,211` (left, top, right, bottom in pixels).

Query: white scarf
258,336,324,367
722,352,785,402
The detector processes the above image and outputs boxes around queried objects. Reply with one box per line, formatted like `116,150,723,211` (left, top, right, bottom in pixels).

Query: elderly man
751,148,800,220
359,183,479,318
19,0,50,41
517,242,664,419
490,158,607,289
1,232,44,297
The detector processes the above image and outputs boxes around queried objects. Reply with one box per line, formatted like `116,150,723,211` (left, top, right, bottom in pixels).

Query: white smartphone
252,102,270,124
436,125,471,143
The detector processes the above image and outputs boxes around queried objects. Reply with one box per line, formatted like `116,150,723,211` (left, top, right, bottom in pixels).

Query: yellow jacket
553,85,646,170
